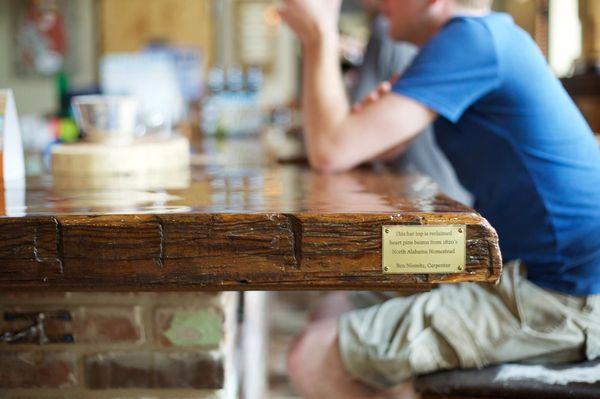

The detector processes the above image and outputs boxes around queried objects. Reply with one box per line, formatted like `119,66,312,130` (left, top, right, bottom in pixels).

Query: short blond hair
455,0,493,9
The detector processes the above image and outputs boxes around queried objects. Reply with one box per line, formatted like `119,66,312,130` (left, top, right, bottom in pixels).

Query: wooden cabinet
580,0,600,66
495,0,549,56
98,0,214,66
562,0,600,134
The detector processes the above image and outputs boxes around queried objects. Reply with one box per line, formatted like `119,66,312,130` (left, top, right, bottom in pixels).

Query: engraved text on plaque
382,225,466,274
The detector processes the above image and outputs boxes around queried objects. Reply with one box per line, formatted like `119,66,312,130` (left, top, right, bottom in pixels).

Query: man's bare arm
303,39,436,172
280,0,437,173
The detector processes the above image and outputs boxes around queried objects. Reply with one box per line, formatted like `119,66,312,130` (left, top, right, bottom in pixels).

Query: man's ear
427,0,450,18
429,0,448,8
360,0,383,14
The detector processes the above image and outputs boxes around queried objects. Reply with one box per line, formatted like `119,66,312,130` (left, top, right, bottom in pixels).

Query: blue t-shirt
392,12,600,296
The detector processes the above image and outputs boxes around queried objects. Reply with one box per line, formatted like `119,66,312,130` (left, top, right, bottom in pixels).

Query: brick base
0,292,239,398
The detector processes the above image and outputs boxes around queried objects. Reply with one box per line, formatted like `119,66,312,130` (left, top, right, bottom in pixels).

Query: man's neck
451,5,491,17
415,6,491,46
441,3,491,27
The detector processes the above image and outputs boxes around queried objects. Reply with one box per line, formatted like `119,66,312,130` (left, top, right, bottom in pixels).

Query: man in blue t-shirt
280,0,600,397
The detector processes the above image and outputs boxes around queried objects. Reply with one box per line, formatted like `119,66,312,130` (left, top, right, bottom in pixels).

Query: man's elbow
308,151,354,174
305,130,358,173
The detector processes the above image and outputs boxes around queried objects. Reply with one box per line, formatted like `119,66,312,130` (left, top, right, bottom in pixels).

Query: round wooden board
52,135,190,177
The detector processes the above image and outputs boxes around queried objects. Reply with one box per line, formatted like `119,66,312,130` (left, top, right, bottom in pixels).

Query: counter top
0,137,501,291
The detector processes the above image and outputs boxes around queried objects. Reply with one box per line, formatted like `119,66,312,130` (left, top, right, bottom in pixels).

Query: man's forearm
302,36,350,169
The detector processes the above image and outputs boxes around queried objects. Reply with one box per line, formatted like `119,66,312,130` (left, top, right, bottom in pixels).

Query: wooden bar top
0,138,501,291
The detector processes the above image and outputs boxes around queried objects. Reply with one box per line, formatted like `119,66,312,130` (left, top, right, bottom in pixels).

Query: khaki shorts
338,261,600,389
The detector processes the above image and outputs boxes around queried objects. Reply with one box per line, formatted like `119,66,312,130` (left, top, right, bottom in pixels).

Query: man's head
456,0,493,8
381,0,492,45
360,0,383,14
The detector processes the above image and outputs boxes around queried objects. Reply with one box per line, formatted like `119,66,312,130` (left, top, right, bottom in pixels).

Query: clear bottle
0,103,5,213
245,66,264,135
0,101,5,186
202,67,225,136
226,65,244,93
246,66,263,94
225,65,244,135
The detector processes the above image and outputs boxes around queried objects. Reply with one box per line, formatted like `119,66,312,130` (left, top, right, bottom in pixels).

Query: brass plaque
382,225,466,274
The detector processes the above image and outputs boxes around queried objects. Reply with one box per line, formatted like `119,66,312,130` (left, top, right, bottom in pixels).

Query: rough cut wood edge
0,211,501,291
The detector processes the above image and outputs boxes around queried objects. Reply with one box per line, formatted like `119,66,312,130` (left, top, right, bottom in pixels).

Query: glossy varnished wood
0,138,501,291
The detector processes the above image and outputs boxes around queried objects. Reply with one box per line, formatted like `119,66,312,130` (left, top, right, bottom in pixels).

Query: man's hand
351,74,399,113
351,75,412,163
278,0,342,46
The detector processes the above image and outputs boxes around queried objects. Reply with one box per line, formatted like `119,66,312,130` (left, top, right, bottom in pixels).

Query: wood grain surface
0,139,502,291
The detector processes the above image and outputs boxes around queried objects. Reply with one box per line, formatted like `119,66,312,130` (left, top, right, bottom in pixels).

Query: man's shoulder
415,14,503,69
435,12,515,46
443,12,513,32
424,15,497,55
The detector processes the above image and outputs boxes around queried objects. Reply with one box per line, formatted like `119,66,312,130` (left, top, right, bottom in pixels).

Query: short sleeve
392,18,501,123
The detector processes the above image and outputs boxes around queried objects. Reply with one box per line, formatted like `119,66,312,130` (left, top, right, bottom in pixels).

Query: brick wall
0,292,239,399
